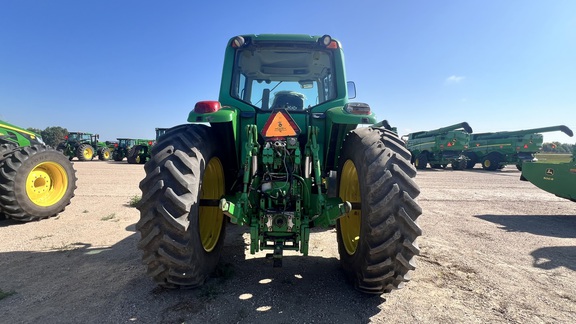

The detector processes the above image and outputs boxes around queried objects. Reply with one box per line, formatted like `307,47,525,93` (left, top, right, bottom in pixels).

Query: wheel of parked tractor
98,147,111,161
76,144,94,161
0,143,17,157
139,147,149,164
113,151,124,161
136,124,226,288
451,160,466,170
464,154,478,169
127,146,141,164
337,127,422,294
414,152,428,170
0,145,77,222
56,143,66,153
481,154,500,171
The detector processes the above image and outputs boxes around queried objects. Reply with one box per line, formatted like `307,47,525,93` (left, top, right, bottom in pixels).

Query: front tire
98,147,111,161
414,153,428,170
0,145,77,221
136,124,226,288
77,144,94,161
337,127,422,294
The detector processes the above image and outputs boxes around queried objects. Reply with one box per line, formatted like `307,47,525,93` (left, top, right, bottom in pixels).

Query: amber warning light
261,110,301,139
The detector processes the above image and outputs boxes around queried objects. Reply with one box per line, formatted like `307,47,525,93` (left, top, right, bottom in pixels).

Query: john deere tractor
136,34,422,295
57,132,111,161
112,138,154,162
0,120,77,221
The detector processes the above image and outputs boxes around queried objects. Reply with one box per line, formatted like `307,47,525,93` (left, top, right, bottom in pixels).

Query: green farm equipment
464,125,573,171
125,128,169,164
112,138,154,163
520,145,576,201
57,132,111,161
0,120,77,221
405,122,473,170
136,34,422,295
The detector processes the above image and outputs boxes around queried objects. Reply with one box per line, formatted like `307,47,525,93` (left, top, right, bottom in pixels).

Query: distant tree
542,142,574,154
26,127,43,135
41,127,68,147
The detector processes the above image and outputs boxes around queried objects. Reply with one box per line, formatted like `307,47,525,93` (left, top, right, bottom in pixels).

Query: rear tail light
194,101,222,113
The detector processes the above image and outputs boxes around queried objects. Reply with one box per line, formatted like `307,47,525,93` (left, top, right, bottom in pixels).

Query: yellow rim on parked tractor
83,147,93,159
339,159,361,255
103,151,110,159
25,161,68,207
483,159,491,168
199,157,225,252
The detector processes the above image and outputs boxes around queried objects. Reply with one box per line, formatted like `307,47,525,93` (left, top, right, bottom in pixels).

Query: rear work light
344,102,371,115
194,101,222,113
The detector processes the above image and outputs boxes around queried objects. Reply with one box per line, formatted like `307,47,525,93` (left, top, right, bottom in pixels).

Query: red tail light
523,144,529,149
114,143,118,148
148,141,153,145
194,101,222,113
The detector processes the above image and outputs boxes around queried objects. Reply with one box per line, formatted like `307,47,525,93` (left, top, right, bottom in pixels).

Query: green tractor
405,122,473,170
57,132,111,161
125,128,169,164
112,138,154,162
520,144,576,201
464,125,573,171
136,34,422,295
0,120,77,221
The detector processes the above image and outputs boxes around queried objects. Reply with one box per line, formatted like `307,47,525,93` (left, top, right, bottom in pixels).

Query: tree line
26,126,68,148
540,142,574,154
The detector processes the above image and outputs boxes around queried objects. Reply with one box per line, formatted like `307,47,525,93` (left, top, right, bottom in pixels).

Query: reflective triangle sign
261,109,301,138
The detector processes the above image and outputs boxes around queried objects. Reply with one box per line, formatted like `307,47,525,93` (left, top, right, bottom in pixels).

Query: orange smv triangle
261,109,301,138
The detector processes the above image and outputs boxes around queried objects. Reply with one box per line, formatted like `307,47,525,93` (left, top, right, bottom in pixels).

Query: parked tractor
405,122,473,170
464,125,573,171
136,34,422,295
0,120,77,221
520,144,576,201
57,132,111,161
112,138,154,162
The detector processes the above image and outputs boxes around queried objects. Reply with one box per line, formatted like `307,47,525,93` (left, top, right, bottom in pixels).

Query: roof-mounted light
344,102,371,115
319,35,332,46
232,36,245,48
194,100,222,113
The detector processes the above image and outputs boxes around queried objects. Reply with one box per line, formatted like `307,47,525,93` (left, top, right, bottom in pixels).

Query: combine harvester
521,145,576,202
405,122,473,170
464,125,573,171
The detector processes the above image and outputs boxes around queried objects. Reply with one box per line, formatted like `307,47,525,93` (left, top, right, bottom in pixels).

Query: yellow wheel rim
103,151,110,159
135,155,140,164
83,147,93,159
339,160,361,255
484,159,491,168
199,157,224,252
25,161,69,207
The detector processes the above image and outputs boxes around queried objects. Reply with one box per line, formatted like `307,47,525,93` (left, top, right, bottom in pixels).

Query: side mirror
347,81,356,99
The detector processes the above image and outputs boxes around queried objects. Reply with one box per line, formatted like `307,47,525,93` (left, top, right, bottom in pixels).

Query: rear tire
0,145,77,221
414,153,428,170
127,146,141,164
98,147,111,161
77,144,93,161
136,124,226,288
337,127,422,294
482,154,500,171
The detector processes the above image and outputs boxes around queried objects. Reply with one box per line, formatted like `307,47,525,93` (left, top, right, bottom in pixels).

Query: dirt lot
1,161,575,323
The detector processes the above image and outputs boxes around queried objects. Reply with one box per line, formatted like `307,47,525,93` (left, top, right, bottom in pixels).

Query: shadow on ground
0,223,384,323
475,214,576,238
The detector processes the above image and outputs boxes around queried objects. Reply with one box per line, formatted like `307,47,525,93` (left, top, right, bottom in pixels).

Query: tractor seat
271,91,305,110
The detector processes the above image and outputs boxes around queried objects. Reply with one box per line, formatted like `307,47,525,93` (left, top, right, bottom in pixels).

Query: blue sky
1,0,575,143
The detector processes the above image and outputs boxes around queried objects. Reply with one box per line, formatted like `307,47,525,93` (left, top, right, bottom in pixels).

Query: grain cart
0,120,76,221
520,145,576,201
113,138,154,162
57,132,111,161
136,34,422,295
405,122,473,170
464,125,573,171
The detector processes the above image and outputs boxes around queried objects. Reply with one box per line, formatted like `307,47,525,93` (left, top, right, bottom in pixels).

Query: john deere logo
545,168,554,176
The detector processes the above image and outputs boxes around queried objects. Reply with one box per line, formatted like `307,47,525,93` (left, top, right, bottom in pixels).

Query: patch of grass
0,289,16,300
128,195,141,207
535,153,572,163
101,213,116,221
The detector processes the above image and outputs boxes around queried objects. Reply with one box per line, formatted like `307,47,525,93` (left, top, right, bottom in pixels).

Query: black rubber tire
76,144,93,161
451,160,466,170
337,127,422,294
481,154,500,171
0,143,18,159
0,145,77,221
98,147,111,161
127,146,140,164
136,124,226,288
113,150,124,162
464,153,476,169
414,152,428,170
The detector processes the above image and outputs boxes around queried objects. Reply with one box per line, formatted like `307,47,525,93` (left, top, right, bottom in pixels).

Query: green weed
0,289,16,300
101,213,116,221
128,195,141,207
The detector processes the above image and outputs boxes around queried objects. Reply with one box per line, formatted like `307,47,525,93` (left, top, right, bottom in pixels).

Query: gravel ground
0,161,575,323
